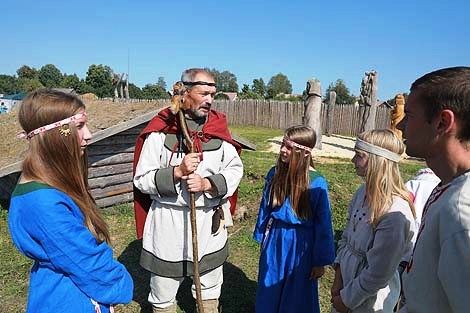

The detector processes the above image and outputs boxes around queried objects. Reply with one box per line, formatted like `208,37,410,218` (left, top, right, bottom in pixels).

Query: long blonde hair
270,125,316,220
359,129,415,227
19,89,110,243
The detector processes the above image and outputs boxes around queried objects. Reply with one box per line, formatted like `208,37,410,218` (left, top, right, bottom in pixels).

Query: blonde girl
253,125,335,313
331,129,416,313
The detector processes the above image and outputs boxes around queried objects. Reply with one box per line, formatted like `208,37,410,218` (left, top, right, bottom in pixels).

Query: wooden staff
171,82,204,313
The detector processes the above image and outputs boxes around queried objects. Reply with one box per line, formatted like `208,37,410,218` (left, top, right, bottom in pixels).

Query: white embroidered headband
355,138,401,162
283,137,313,153
17,112,86,140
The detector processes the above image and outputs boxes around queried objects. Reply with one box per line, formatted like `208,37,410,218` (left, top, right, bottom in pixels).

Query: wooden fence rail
95,98,390,136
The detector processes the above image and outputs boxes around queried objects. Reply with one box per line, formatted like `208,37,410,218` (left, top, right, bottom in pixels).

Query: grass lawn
0,126,424,313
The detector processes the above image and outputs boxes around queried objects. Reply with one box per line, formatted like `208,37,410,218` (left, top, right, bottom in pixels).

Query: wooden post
390,93,405,140
326,91,336,136
303,78,323,149
124,73,130,100
177,112,204,313
359,70,378,133
111,73,122,102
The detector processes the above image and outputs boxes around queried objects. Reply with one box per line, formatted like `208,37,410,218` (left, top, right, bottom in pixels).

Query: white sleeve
204,141,243,199
133,132,175,195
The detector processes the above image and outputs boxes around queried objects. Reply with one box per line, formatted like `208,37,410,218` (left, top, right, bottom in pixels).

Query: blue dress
8,182,133,313
253,167,335,313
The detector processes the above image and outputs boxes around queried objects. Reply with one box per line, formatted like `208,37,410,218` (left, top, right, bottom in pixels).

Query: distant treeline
1,64,371,103
0,64,170,99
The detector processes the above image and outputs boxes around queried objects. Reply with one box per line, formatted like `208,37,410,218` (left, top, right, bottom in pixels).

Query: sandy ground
268,134,356,160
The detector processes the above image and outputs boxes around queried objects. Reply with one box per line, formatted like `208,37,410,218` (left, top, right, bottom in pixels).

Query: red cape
133,108,241,239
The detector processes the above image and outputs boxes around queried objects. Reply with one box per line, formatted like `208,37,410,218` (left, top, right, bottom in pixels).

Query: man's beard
189,105,210,118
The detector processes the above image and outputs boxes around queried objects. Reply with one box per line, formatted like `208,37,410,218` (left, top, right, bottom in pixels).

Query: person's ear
436,109,455,135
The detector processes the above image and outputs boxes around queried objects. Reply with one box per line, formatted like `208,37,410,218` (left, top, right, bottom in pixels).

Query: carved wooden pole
111,73,121,102
362,71,378,132
118,73,125,99
124,73,130,100
358,103,365,133
304,78,323,149
326,91,336,136
390,93,405,140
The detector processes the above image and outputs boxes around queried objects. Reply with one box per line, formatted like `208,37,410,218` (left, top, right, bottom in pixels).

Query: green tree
142,84,170,99
325,79,355,104
62,73,81,91
38,64,63,88
267,73,292,98
16,65,38,80
252,78,266,98
128,83,144,99
78,79,94,94
241,83,250,94
238,90,263,100
205,68,238,92
238,83,263,99
85,64,113,98
20,78,43,92
0,75,20,94
218,70,238,92
157,76,167,90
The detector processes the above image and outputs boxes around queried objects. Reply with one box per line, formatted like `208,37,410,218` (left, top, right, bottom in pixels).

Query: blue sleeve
23,194,133,305
310,177,335,266
253,167,275,243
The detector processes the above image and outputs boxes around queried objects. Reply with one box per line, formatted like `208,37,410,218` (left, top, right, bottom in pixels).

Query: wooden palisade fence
215,99,390,137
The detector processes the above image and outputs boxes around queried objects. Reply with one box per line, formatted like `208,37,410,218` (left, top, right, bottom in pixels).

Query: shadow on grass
117,239,152,312
219,262,257,313
118,240,257,313
0,198,10,211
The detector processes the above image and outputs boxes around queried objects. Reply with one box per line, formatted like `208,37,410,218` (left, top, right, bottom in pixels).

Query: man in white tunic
397,66,470,313
405,168,440,230
133,68,243,313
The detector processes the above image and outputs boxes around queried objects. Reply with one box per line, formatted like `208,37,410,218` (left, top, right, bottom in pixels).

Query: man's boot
201,299,219,313
152,303,177,313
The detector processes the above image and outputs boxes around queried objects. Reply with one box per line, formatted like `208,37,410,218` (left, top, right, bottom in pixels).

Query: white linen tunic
334,184,416,312
134,129,243,277
403,172,470,313
405,168,440,231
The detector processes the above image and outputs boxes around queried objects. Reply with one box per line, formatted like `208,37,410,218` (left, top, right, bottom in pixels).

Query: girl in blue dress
8,89,133,312
253,125,335,313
